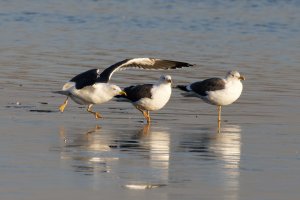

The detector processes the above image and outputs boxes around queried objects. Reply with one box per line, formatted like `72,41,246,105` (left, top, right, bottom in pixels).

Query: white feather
133,76,172,111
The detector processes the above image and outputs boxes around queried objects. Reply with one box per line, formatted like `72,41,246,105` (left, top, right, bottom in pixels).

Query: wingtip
172,61,195,69
185,62,195,67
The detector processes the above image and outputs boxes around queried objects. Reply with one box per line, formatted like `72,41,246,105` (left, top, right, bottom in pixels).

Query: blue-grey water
1,0,300,199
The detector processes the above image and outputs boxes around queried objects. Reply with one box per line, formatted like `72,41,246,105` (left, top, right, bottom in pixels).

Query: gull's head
110,84,126,96
159,75,172,84
226,71,245,81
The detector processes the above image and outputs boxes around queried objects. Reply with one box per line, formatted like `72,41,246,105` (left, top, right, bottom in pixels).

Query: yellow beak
239,75,245,81
119,91,127,96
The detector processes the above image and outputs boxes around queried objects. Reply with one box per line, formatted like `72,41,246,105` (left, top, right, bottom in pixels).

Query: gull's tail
52,91,70,96
176,85,189,92
176,85,198,97
53,82,74,96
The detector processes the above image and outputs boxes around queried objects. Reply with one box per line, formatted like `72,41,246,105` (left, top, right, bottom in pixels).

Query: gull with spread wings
54,58,193,119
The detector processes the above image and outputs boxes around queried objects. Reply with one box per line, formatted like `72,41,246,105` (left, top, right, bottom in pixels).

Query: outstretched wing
190,78,225,96
70,69,100,89
97,58,194,83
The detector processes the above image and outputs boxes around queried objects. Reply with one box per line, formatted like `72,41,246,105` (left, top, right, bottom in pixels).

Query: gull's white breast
68,83,115,105
205,79,243,106
136,84,171,111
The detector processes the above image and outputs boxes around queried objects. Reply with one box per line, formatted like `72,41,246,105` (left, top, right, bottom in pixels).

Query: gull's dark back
190,78,225,96
123,84,153,102
70,69,99,89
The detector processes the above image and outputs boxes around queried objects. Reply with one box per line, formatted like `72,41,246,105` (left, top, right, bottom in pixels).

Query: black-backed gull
177,71,245,131
54,58,193,119
117,75,172,123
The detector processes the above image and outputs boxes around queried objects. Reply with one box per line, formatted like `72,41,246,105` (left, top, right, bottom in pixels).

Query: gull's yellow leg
140,110,151,124
141,110,150,123
218,105,222,122
59,97,69,113
87,104,102,119
135,106,150,123
217,105,222,133
146,111,151,124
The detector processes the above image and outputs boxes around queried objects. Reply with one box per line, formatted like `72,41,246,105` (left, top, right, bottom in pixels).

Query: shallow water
1,0,300,199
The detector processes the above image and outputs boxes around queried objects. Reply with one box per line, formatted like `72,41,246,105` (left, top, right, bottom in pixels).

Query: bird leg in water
136,106,151,124
217,105,222,133
87,104,102,119
143,111,151,124
59,97,69,113
141,123,150,135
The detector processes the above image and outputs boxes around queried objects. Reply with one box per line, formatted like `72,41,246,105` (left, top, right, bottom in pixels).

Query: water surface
0,0,300,200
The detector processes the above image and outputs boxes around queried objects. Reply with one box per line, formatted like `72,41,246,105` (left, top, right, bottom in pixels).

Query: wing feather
70,69,100,89
123,84,154,102
97,58,193,83
190,78,225,96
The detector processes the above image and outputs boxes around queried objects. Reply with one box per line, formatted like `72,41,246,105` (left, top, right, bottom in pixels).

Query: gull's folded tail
52,91,69,95
176,85,189,92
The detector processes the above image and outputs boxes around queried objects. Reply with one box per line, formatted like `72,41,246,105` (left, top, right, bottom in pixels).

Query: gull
54,58,193,119
116,75,172,123
177,70,245,131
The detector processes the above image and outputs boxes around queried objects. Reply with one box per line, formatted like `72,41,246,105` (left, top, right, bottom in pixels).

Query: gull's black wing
190,78,225,96
97,58,194,83
70,69,100,89
123,84,154,102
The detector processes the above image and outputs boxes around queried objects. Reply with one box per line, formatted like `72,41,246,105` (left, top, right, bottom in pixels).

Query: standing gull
54,58,193,119
116,75,172,123
177,71,245,131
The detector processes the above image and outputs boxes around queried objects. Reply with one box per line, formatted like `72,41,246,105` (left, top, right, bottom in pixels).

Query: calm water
1,0,300,199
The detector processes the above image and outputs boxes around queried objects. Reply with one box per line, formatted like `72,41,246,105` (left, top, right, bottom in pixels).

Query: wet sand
1,0,300,200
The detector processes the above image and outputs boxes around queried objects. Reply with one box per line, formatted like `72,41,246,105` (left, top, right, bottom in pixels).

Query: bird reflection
117,124,171,189
132,123,151,138
60,125,110,151
58,124,171,189
179,124,241,200
213,125,241,200
59,125,114,176
109,124,150,150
